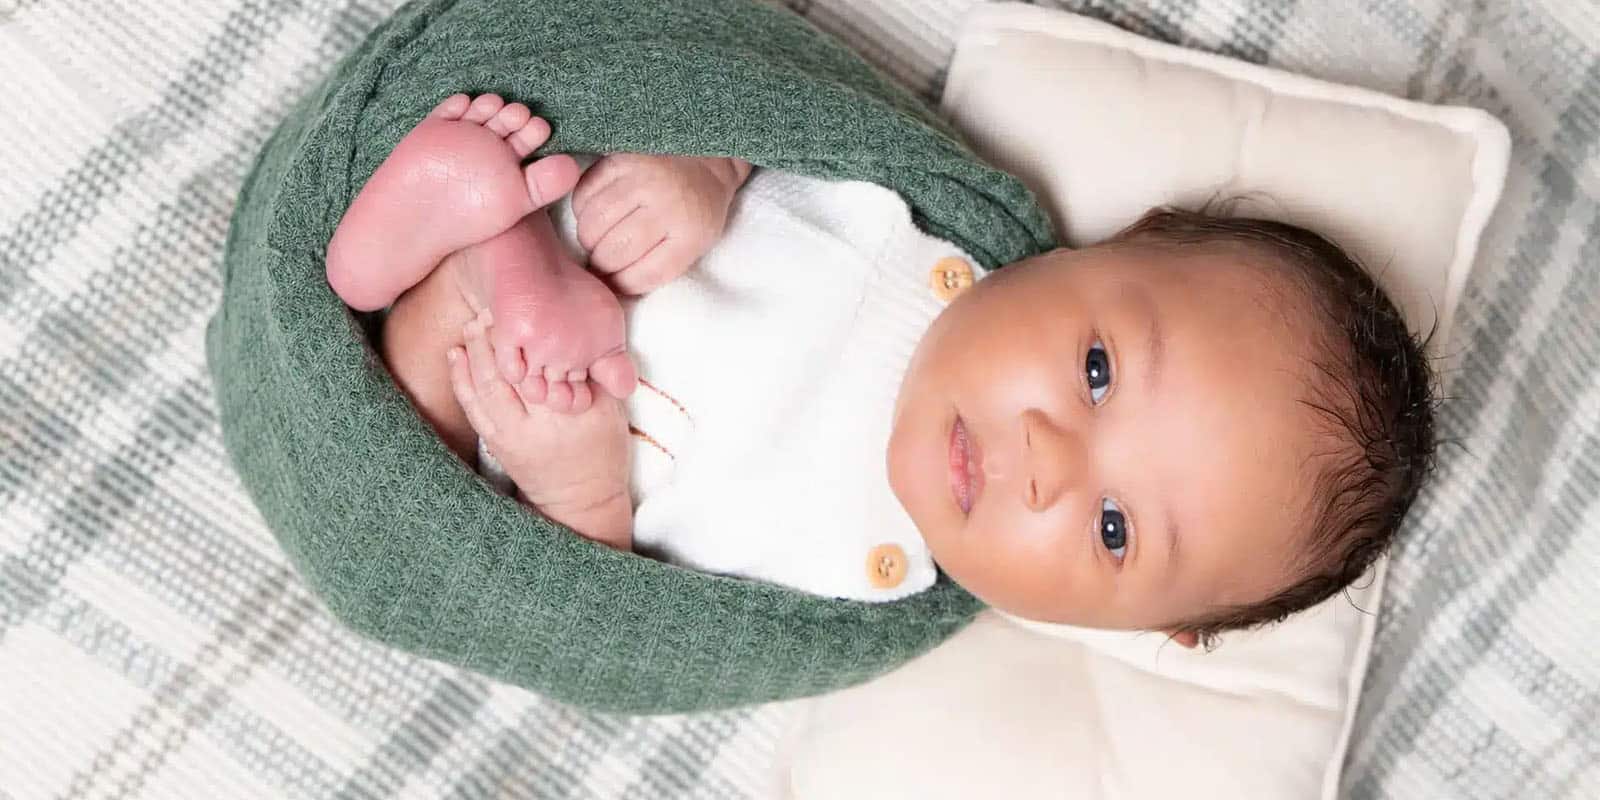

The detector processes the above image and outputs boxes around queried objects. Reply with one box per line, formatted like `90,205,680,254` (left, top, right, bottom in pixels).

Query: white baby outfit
486,169,983,602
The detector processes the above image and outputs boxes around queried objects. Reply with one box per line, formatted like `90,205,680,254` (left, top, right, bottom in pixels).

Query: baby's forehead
1130,318,1327,597
1164,446,1319,608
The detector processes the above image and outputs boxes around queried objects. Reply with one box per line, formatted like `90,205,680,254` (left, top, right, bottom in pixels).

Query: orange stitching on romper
629,425,673,460
638,378,691,421
629,377,689,460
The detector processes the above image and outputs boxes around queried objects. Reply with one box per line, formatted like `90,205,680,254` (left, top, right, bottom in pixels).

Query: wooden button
867,543,909,589
929,257,975,302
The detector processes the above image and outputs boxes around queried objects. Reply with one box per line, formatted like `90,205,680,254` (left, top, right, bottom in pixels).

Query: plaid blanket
1,0,1594,797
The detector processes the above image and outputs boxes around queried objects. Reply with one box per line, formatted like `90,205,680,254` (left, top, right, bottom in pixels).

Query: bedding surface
0,0,1595,797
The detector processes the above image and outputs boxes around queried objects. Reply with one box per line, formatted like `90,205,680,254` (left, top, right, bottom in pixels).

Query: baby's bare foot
444,214,636,410
325,93,581,311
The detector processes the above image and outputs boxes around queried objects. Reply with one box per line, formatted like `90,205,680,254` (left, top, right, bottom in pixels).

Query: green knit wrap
206,0,1055,713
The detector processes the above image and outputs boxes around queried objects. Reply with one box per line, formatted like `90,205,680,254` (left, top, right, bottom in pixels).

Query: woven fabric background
1,0,1594,798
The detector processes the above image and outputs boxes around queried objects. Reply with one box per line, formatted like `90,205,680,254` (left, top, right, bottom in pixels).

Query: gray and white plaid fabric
1,1,1594,798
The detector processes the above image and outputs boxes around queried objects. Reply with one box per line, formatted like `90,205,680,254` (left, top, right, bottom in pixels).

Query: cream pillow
783,4,1509,799
939,3,1509,357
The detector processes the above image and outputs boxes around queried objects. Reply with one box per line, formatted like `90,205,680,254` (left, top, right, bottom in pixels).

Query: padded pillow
205,0,1052,715
941,3,1509,357
784,4,1509,797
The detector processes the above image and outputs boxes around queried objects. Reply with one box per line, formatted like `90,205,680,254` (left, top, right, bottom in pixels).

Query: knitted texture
206,0,1054,713
7,0,1600,795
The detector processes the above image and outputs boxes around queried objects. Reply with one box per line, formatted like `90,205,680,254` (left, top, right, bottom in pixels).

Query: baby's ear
1165,629,1200,649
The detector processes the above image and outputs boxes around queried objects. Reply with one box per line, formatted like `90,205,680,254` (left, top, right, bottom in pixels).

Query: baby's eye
1086,340,1112,404
1099,498,1128,561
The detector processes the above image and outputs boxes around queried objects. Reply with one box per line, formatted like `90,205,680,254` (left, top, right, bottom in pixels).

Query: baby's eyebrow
1127,281,1163,392
1143,297,1176,572
1146,309,1165,390
1165,508,1181,574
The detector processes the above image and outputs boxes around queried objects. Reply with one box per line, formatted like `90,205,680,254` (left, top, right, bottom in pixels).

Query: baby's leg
326,93,579,312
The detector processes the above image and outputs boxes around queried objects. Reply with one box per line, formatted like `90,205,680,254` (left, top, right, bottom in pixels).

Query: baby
329,94,1436,648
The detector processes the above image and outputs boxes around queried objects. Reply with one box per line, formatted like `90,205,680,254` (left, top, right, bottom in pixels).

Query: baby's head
889,208,1435,647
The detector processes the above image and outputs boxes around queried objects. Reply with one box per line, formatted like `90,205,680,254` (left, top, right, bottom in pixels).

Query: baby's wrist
708,156,752,193
725,156,752,186
516,474,625,511
523,486,634,550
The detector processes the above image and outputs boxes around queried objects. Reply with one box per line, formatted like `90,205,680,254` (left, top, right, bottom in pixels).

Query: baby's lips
950,415,984,514
964,421,985,510
967,439,985,509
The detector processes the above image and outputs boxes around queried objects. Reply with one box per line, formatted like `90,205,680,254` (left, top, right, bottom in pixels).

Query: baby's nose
1021,408,1085,512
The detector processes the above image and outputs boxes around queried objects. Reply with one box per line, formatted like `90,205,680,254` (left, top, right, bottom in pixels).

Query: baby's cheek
885,432,918,515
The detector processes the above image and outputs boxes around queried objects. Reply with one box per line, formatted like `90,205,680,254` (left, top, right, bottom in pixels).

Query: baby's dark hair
1105,207,1437,648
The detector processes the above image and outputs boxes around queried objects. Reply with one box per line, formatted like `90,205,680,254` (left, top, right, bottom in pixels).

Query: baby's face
889,245,1320,630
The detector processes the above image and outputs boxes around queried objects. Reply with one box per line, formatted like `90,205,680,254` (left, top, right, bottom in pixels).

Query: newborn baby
328,94,1435,648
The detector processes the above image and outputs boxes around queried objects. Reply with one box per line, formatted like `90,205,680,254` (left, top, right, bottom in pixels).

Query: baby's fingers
590,214,666,276
572,157,629,222
515,373,549,409
462,319,524,418
609,236,697,296
577,189,643,259
568,377,594,414
447,348,497,439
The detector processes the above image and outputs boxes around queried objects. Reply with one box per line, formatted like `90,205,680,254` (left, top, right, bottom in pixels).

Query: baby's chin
943,573,1071,626
920,540,1030,620
885,395,949,531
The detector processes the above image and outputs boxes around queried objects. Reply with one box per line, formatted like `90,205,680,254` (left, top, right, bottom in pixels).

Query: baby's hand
572,154,751,295
449,314,633,548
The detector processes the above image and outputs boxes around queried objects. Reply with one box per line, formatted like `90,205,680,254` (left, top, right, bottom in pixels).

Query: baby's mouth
949,415,984,514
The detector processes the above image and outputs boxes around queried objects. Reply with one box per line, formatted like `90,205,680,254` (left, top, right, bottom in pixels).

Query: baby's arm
571,154,752,295
447,313,634,551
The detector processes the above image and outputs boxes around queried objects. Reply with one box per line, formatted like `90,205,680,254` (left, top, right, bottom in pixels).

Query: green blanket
207,0,1054,713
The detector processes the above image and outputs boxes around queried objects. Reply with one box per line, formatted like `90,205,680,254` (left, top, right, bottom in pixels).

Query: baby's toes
462,93,505,125
591,351,638,399
523,154,581,209
486,102,533,139
506,115,553,158
429,93,472,120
